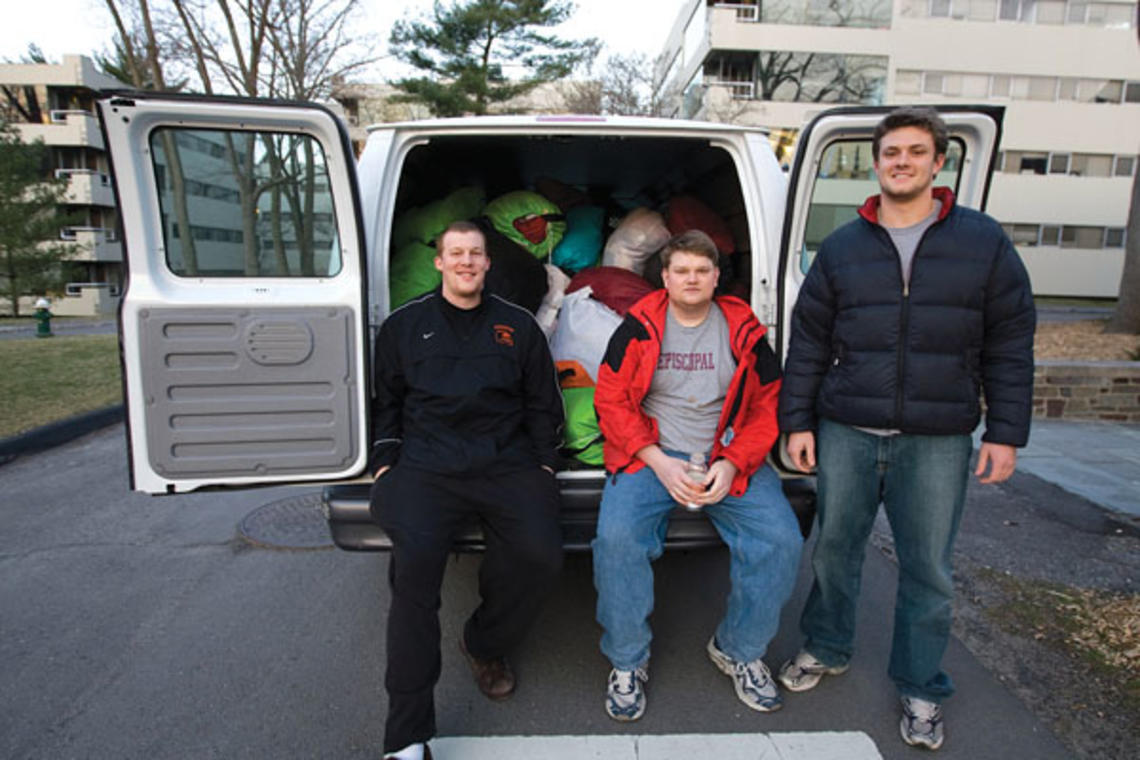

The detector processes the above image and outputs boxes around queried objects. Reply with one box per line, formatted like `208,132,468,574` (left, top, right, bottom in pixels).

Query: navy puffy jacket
778,188,1035,446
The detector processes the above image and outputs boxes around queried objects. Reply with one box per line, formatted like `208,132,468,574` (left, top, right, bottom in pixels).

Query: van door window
148,128,341,278
799,138,964,273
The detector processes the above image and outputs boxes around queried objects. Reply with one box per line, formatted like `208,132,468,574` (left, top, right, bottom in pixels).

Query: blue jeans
592,455,803,670
801,418,972,702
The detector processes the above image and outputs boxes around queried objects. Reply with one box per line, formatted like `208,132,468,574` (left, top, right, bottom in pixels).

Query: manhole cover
238,492,333,550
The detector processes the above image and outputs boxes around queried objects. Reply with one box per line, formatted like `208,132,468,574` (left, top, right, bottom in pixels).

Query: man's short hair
435,220,485,255
872,107,949,160
660,229,720,269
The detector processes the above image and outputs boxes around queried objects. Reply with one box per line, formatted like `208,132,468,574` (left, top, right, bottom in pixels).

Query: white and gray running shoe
706,636,782,712
899,695,945,750
605,666,648,722
777,649,850,692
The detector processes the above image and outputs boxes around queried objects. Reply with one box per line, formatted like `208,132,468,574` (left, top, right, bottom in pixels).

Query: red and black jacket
594,290,782,497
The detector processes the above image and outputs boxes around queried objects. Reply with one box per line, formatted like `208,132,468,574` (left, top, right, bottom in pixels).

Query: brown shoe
459,637,516,700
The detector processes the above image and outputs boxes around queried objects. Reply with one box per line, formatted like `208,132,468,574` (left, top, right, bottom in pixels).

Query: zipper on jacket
875,216,941,426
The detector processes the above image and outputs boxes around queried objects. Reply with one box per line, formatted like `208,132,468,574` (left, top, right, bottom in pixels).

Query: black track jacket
369,290,564,476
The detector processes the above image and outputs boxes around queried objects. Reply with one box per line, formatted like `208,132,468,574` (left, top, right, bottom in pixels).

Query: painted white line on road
430,732,883,759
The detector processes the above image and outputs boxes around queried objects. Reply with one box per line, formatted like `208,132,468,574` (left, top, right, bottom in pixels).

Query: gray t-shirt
885,199,941,287
641,304,736,455
859,199,942,437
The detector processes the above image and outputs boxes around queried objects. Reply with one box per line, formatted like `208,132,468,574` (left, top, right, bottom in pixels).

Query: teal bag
552,205,604,273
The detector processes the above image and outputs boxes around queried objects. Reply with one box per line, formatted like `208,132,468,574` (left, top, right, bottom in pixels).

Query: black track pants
370,465,563,753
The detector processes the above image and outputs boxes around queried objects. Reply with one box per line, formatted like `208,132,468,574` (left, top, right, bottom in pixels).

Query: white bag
601,207,671,275
549,287,623,383
535,263,572,338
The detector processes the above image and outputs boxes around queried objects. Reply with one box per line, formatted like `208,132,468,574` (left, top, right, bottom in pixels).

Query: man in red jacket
592,230,802,721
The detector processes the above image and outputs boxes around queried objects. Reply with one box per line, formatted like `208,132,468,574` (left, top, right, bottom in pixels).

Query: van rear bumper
323,474,815,552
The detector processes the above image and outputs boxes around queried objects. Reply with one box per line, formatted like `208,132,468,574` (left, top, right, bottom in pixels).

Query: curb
0,404,125,462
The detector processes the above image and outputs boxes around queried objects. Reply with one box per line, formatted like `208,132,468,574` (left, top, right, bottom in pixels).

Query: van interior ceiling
390,133,752,293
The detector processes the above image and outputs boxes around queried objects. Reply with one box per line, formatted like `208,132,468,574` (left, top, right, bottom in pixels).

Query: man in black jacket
777,107,1035,751
369,220,564,760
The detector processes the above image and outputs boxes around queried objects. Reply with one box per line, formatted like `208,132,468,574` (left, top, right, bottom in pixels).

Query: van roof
366,114,771,137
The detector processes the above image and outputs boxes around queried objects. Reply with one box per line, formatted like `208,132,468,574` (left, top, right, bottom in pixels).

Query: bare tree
104,0,375,276
104,0,201,275
558,51,665,117
1105,11,1139,334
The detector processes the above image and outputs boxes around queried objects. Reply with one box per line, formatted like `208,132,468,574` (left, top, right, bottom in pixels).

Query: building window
1041,225,1062,245
1070,153,1113,176
1093,79,1124,102
930,0,953,15
1005,224,1042,246
1125,82,1140,103
1066,0,1088,22
999,0,1021,19
1061,225,1106,248
1104,228,1126,247
990,74,1011,97
1114,155,1136,177
1036,0,1068,23
896,70,922,95
1057,77,1079,100
1019,153,1049,174
1048,153,1070,174
923,72,945,94
1027,76,1058,100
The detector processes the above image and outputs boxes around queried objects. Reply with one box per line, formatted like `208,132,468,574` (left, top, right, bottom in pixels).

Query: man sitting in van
368,220,565,760
592,229,803,721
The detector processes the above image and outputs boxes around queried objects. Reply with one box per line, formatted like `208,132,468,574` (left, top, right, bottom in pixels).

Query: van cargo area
385,132,756,305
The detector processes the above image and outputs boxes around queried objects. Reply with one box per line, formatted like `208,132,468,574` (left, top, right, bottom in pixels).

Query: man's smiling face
874,126,947,203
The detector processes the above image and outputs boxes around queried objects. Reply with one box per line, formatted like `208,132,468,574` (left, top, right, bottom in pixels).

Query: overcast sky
0,0,685,80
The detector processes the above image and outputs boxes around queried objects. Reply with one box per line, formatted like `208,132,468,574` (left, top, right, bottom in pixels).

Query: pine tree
0,120,73,317
390,0,598,117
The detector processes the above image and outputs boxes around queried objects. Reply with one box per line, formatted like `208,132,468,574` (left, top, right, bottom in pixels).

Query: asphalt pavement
0,423,1095,759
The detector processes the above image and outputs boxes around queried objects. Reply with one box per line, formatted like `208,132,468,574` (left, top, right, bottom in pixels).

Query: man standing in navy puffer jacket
776,107,1035,752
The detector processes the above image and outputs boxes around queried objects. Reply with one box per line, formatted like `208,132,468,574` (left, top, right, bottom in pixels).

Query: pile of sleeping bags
387,179,738,466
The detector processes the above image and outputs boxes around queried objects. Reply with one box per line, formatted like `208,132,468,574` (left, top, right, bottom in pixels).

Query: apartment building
0,54,126,315
654,0,1140,297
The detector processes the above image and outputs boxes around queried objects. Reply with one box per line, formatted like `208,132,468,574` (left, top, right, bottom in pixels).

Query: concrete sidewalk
976,418,1140,518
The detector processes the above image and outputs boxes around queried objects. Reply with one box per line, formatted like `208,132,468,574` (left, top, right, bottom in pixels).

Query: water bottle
684,452,708,511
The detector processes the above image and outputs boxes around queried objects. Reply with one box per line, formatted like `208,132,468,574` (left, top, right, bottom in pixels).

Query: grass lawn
0,335,122,439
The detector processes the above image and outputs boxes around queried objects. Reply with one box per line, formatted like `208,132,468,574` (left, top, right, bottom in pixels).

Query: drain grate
238,491,333,550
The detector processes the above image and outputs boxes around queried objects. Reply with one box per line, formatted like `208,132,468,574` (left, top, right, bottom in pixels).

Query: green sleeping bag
391,186,486,248
389,241,440,309
484,190,566,259
562,386,604,466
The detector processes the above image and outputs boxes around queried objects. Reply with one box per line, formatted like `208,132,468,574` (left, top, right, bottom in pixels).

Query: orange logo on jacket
493,324,515,346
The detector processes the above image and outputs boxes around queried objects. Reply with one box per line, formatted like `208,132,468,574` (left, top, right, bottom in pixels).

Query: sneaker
777,649,850,693
605,666,648,721
899,696,945,750
706,636,782,712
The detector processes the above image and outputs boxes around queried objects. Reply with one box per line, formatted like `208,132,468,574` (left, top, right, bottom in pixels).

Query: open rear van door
776,105,1004,469
98,94,369,493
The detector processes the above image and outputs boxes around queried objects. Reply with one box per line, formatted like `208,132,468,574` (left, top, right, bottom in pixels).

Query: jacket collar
857,186,956,225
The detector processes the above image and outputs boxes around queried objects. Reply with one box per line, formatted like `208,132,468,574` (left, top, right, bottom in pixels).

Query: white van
96,94,1002,551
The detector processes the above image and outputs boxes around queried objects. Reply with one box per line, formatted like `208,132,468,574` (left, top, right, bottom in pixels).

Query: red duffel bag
566,266,655,317
666,195,735,255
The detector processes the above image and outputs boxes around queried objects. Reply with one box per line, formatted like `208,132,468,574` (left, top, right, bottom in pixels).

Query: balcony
14,110,104,150
56,227,122,262
706,79,756,100
57,168,115,207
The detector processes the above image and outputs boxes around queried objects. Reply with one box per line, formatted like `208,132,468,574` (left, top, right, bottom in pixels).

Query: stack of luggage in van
388,178,737,466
